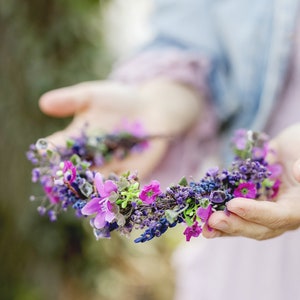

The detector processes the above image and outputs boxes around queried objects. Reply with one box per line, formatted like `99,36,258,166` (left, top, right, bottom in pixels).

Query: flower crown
27,122,281,243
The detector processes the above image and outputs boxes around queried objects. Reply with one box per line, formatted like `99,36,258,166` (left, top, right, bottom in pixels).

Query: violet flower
233,182,257,198
197,204,213,223
210,190,227,204
81,173,117,229
62,161,76,183
183,221,202,242
232,129,248,150
115,119,147,137
139,180,161,204
43,185,60,204
28,126,282,243
270,179,281,198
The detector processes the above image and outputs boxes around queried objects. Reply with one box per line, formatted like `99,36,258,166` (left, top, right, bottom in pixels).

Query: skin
40,79,300,241
39,78,202,179
202,124,300,240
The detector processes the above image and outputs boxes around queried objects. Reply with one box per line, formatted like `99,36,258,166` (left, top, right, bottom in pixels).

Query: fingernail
213,220,229,231
295,159,300,177
207,230,221,239
224,207,231,216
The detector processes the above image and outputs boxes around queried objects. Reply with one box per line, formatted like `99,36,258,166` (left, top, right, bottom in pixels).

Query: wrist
138,78,203,136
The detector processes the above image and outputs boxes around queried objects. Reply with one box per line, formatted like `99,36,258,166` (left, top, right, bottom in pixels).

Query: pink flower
62,161,76,183
81,173,117,229
270,179,281,198
197,205,213,223
252,145,268,160
232,129,248,150
233,182,257,199
268,163,283,179
183,221,202,242
139,180,161,204
115,119,147,137
44,185,60,204
114,119,149,151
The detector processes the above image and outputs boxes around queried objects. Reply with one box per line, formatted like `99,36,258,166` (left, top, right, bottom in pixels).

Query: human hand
202,124,300,240
39,79,202,178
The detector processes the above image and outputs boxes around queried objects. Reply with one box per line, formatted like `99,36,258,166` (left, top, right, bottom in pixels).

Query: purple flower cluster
27,127,282,243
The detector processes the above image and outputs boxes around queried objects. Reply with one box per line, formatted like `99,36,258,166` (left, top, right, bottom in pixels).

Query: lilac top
111,18,300,300
172,19,300,300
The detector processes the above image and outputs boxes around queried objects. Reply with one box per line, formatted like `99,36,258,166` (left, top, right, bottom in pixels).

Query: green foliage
0,1,112,299
0,1,176,299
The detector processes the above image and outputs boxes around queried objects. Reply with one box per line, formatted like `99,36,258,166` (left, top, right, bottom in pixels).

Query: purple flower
139,180,161,204
48,210,57,222
197,204,213,223
268,163,283,179
81,173,117,229
206,167,219,177
114,119,149,151
115,119,147,137
232,129,248,150
31,168,40,183
270,179,281,198
210,190,226,204
252,145,268,160
62,161,76,183
233,182,257,198
43,185,60,204
183,221,202,242
28,126,281,242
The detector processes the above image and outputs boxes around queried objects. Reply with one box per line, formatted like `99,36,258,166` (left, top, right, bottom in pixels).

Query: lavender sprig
27,127,282,242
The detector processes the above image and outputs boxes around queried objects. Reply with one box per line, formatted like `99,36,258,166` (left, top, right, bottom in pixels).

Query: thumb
292,159,300,183
39,83,91,117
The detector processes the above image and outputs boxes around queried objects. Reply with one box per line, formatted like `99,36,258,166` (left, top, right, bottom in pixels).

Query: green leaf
80,161,91,170
66,139,75,148
70,154,81,165
184,214,194,227
121,201,128,209
165,210,178,224
116,199,123,205
262,178,274,188
185,207,195,217
46,149,53,158
199,198,210,208
178,177,188,186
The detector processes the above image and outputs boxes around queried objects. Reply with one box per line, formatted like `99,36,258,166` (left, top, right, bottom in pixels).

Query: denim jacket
147,0,299,131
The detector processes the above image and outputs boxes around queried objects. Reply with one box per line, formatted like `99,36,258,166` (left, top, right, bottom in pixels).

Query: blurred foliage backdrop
0,0,176,299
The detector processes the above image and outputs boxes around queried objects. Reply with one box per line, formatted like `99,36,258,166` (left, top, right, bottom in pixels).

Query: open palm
39,80,201,179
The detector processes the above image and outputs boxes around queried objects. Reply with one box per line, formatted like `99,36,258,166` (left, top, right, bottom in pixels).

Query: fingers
39,83,94,117
96,140,168,179
204,210,282,240
44,128,81,148
201,223,224,238
226,198,289,230
292,159,300,182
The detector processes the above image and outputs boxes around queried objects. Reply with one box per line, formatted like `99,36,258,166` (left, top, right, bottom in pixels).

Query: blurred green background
0,1,176,299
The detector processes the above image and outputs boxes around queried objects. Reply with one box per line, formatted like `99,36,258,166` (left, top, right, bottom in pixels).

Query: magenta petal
104,180,118,195
268,164,283,179
81,198,101,215
197,205,212,222
102,201,115,223
183,222,202,241
94,172,105,195
233,182,257,199
94,212,107,229
105,209,115,223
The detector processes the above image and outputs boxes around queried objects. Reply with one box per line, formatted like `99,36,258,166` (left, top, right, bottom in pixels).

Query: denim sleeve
145,0,221,61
